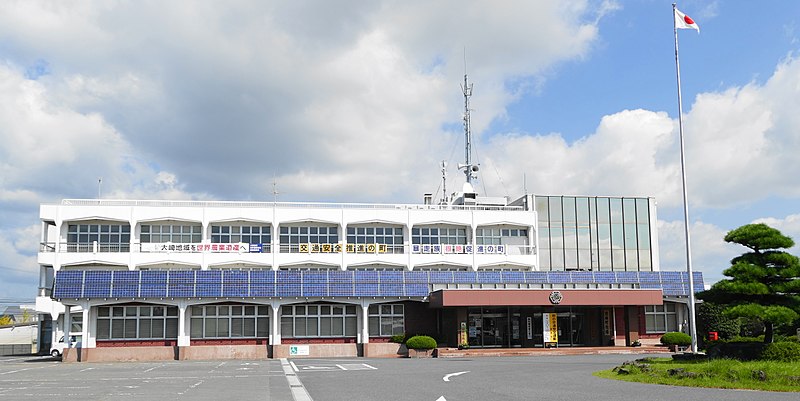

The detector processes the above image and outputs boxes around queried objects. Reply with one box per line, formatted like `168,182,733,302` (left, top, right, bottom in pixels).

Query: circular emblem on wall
549,291,563,304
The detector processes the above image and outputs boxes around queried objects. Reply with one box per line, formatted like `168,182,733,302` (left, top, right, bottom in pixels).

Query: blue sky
1,1,799,302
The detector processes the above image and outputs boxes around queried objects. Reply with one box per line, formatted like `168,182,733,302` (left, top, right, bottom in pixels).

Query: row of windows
411,227,468,245
368,304,404,336
280,304,358,337
96,306,179,340
190,305,270,339
141,225,203,244
211,225,271,245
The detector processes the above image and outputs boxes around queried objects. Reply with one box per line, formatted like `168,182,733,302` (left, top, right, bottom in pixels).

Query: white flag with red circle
674,8,700,32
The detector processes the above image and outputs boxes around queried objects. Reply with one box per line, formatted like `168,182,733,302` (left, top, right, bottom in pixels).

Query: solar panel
111,284,139,298
378,271,403,283
354,283,379,296
223,270,248,284
85,270,112,284
593,272,616,284
276,283,301,297
404,271,428,283
140,283,167,297
570,271,594,283
250,283,275,297
404,283,429,296
141,271,167,283
112,270,140,284
222,283,248,297
354,271,379,283
379,283,403,296
250,270,275,283
328,271,353,283
55,270,84,283
301,283,326,297
196,283,222,297
453,272,477,283
169,270,194,284
83,284,111,298
277,271,301,284
501,271,524,283
615,272,639,283
637,272,661,283
303,271,327,284
196,270,222,284
547,272,571,283
477,271,502,284
329,283,353,297
53,284,82,298
428,271,454,283
168,283,194,297
525,272,548,283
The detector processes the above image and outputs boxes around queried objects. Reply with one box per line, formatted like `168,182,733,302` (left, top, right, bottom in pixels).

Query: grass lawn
594,357,800,392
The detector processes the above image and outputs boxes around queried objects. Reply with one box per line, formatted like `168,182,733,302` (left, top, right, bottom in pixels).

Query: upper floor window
212,225,271,245
67,224,131,252
411,226,467,245
476,227,528,245
279,226,338,253
347,226,404,253
141,224,202,243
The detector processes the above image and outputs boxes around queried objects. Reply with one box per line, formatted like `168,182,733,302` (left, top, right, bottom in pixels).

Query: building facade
35,194,702,361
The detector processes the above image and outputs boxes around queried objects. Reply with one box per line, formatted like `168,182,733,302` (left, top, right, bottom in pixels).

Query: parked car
50,336,78,357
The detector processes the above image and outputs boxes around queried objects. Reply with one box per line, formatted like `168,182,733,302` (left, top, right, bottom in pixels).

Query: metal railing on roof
54,199,525,211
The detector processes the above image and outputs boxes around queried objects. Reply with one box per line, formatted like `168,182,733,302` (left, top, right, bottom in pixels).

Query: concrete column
270,303,281,345
360,304,369,344
81,303,91,348
178,303,190,346
64,305,72,347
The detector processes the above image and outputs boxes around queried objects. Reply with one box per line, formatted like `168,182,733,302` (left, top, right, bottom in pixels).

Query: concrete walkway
437,345,673,358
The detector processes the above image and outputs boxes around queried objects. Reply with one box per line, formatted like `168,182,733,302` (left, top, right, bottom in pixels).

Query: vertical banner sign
459,321,468,346
526,317,533,340
543,313,558,345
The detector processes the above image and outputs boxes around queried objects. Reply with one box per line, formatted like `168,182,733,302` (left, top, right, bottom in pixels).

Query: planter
407,348,436,358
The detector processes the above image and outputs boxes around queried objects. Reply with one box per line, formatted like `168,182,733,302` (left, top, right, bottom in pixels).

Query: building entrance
467,307,522,348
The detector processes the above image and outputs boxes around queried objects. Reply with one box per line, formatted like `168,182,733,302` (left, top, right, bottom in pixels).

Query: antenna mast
440,160,448,203
459,71,478,186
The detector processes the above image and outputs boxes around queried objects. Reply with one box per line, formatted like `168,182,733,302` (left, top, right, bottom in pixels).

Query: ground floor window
368,304,404,336
190,304,269,339
645,303,678,333
281,304,357,337
96,305,178,340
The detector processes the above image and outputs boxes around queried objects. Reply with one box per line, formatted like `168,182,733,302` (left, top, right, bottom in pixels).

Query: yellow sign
543,313,558,344
345,243,388,253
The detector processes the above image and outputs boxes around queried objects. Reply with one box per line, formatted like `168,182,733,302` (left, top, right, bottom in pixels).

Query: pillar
270,303,281,345
178,303,190,346
360,304,370,344
64,305,72,347
81,303,91,348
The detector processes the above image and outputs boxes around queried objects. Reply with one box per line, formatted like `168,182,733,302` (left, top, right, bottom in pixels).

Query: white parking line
281,358,313,401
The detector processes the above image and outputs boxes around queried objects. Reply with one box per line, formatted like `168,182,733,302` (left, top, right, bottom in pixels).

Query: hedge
406,335,437,350
660,332,692,346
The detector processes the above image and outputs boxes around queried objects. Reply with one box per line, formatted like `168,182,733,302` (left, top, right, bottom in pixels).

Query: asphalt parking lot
1,354,797,401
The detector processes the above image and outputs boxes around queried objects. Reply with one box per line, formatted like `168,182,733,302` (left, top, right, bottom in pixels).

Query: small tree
698,223,800,343
0,315,13,326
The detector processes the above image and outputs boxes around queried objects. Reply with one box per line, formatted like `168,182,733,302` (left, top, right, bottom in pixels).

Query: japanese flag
675,8,700,32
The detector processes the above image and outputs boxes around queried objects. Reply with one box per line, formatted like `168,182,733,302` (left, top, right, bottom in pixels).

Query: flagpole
673,3,698,353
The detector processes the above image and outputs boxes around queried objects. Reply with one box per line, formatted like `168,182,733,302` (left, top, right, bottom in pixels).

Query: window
368,304,404,336
190,304,269,339
96,305,179,340
280,304,357,338
140,224,202,243
475,227,528,245
279,226,339,253
346,226,404,253
211,224,271,252
411,226,467,245
645,303,678,333
67,224,131,252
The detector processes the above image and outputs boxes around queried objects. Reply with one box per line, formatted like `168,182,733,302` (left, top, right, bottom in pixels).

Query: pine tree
698,223,800,343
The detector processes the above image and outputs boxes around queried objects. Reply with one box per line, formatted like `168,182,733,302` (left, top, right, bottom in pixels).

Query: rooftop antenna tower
440,160,448,203
272,176,280,203
458,55,479,187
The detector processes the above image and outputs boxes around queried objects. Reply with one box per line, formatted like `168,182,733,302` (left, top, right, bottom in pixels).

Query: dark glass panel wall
535,196,653,271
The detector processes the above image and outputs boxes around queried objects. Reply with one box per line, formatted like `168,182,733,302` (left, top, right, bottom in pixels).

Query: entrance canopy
428,289,663,307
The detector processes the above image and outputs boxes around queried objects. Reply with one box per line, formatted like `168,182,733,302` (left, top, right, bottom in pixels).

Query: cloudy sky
1,0,799,302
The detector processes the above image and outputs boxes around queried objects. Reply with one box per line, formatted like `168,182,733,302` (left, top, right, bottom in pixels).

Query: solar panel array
52,270,704,299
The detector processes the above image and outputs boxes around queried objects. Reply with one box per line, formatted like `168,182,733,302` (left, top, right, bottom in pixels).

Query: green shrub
660,332,692,346
761,341,800,362
390,334,407,344
406,335,437,350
